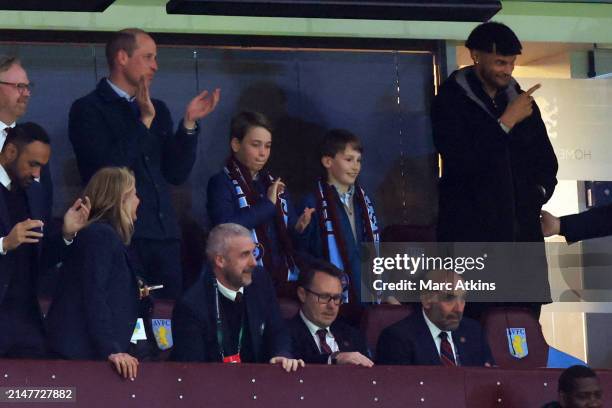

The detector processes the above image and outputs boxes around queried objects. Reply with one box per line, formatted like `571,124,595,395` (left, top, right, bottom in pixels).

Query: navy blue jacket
69,79,198,240
297,188,370,293
0,179,64,306
376,310,494,366
560,204,612,244
171,265,292,362
46,222,140,360
286,313,369,364
206,170,298,273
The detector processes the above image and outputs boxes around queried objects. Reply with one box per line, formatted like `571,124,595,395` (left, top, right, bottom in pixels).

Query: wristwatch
183,121,199,135
330,351,340,365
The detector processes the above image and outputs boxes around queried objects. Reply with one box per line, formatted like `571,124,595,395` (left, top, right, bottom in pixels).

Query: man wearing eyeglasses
287,258,373,366
0,56,31,149
0,56,53,228
376,269,493,367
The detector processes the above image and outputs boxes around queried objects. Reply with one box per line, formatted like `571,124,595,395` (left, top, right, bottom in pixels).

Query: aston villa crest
152,319,173,351
506,328,528,359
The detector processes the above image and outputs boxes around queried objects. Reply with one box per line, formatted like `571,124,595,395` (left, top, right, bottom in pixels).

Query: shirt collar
299,309,331,335
0,121,15,151
0,164,11,190
329,182,355,206
106,78,134,102
216,279,244,302
422,308,452,342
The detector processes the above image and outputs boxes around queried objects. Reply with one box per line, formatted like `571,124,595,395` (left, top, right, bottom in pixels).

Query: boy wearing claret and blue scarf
297,129,380,306
206,111,312,296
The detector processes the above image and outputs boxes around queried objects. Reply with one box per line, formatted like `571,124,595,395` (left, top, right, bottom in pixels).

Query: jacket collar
96,78,128,103
452,66,520,119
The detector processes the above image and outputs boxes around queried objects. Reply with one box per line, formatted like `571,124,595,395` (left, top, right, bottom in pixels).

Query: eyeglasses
305,288,343,305
0,81,33,94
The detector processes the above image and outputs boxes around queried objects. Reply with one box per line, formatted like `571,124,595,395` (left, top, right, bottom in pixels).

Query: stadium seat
381,224,436,242
360,303,414,358
278,297,300,319
481,306,549,369
151,299,176,361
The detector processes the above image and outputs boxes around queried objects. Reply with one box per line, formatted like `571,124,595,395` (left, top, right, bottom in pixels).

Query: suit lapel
25,184,43,258
0,187,9,235
452,327,469,366
200,273,221,360
25,183,43,222
296,315,322,355
330,322,350,352
415,313,443,366
245,280,263,362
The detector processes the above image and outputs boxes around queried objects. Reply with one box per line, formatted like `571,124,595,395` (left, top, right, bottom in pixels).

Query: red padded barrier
1,360,611,407
481,307,549,369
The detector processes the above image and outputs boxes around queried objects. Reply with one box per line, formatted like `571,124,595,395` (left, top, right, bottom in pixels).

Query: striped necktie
439,332,456,366
316,329,333,355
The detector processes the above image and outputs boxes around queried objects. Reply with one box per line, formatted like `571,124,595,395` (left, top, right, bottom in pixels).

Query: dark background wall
0,41,438,285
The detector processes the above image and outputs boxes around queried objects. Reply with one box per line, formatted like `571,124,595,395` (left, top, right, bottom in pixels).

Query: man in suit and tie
171,223,304,371
376,269,494,367
287,258,373,366
0,56,29,148
0,56,53,210
0,123,89,358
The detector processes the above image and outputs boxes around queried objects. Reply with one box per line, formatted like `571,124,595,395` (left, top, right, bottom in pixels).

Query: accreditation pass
0,387,76,402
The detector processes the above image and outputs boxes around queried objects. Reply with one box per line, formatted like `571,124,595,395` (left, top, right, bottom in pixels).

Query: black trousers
0,304,46,358
131,238,182,300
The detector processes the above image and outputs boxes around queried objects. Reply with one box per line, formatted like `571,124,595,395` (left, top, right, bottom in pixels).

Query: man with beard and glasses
171,223,304,372
376,270,493,367
432,22,558,318
0,123,90,358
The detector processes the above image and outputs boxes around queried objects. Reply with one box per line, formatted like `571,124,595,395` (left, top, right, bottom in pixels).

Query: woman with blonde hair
47,167,143,379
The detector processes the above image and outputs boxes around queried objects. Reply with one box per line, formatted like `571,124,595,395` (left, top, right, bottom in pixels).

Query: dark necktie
234,291,243,303
316,329,333,355
439,332,456,366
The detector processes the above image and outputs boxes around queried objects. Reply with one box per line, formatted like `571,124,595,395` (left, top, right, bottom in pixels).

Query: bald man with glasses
287,259,373,366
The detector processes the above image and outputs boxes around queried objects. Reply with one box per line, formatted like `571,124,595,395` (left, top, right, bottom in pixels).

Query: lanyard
214,282,245,360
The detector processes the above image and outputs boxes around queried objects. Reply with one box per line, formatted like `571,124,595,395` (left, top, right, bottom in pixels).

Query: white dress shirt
422,308,458,364
299,310,339,364
216,279,244,302
0,163,12,255
0,120,15,151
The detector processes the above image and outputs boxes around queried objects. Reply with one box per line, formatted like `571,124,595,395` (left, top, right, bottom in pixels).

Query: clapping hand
183,88,221,129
